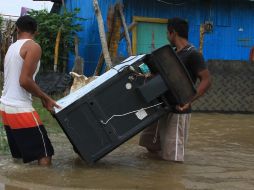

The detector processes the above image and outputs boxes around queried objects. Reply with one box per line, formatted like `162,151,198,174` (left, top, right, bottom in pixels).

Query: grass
32,97,63,134
0,121,9,153
0,72,9,153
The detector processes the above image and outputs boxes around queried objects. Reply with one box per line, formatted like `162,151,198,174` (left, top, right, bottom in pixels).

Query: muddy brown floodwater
0,113,254,190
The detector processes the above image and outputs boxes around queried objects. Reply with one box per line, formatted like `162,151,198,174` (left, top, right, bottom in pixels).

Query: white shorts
139,113,191,161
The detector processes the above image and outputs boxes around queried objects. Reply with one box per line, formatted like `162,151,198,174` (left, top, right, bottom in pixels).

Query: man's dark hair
16,15,37,34
167,17,189,40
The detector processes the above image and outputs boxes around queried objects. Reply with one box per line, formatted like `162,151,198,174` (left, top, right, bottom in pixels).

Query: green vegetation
28,8,84,72
0,121,9,154
0,15,3,30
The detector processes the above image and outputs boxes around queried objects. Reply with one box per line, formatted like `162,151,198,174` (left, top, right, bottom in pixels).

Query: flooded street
0,113,254,190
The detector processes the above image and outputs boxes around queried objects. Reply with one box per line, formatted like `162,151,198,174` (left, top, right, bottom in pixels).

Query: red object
250,47,254,62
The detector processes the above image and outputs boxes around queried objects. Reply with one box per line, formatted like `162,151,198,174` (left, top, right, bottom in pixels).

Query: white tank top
0,39,40,108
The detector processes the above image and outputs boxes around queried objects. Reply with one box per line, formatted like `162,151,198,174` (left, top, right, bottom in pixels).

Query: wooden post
199,24,205,54
118,4,132,56
74,35,79,57
93,0,112,70
109,4,121,59
72,35,84,75
120,21,137,40
94,6,115,76
94,21,137,76
54,29,61,72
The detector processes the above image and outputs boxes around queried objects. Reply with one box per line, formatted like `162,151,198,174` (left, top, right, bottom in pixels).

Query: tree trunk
120,21,137,40
118,4,133,56
93,0,112,70
109,4,121,59
94,6,115,76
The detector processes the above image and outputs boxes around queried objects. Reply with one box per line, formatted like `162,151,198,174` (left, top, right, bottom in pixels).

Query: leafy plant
0,121,9,154
0,15,3,31
29,8,84,72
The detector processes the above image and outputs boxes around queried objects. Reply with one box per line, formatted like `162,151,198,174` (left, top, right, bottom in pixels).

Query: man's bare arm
19,41,60,112
177,69,211,112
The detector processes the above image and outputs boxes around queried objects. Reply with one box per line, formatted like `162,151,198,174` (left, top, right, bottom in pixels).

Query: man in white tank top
0,15,60,166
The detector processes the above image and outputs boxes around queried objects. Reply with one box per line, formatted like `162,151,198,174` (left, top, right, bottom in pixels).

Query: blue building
50,0,254,76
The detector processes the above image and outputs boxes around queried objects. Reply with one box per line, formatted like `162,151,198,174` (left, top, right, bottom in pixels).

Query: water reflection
1,185,28,190
0,113,254,190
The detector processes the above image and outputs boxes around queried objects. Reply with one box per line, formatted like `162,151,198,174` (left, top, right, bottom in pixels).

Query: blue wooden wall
64,0,120,75
64,0,254,76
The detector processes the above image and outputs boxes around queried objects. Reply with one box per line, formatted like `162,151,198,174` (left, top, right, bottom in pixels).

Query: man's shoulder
188,47,204,60
22,40,41,51
188,45,201,55
24,39,40,47
20,40,42,59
